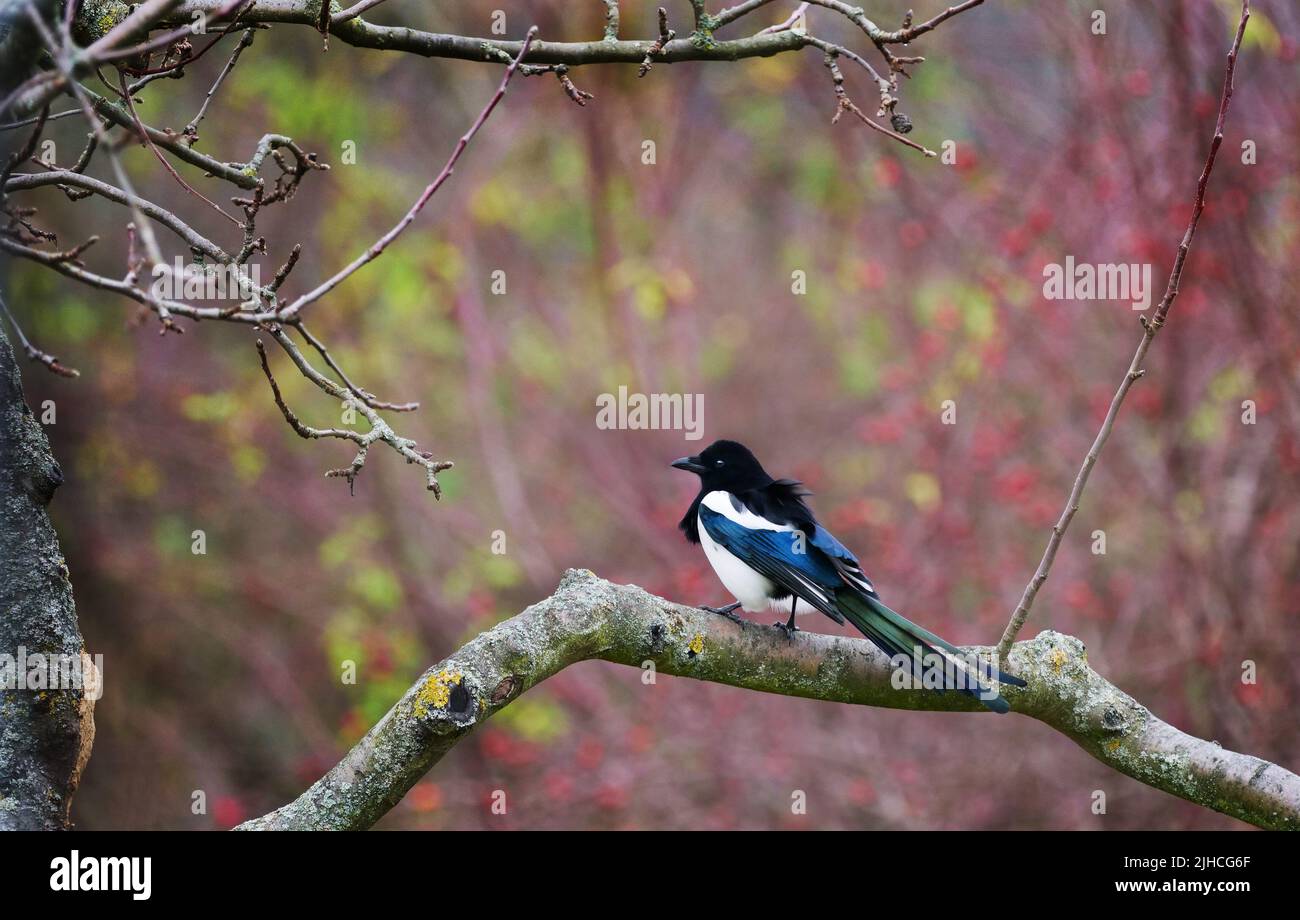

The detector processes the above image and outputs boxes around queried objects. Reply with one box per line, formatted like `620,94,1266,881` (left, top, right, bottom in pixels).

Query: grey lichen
689,29,718,50
71,0,131,45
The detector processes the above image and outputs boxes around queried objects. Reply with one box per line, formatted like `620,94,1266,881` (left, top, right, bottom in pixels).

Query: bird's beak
671,455,708,474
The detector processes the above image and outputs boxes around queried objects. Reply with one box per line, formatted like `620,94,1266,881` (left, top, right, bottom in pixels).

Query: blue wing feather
808,526,853,562
698,506,847,622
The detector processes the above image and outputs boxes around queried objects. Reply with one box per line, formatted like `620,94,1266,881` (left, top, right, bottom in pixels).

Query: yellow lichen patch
688,634,705,656
1050,647,1068,673
413,668,463,718
1106,738,1123,753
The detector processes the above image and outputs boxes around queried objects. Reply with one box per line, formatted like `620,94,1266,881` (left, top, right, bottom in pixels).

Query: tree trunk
0,320,93,830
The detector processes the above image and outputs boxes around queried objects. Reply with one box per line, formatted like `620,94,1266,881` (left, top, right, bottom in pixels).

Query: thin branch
81,0,187,61
90,0,248,67
555,65,594,106
237,570,1300,831
116,70,242,227
0,233,264,323
822,51,935,157
874,0,986,43
255,338,366,444
183,26,255,141
601,0,620,41
802,0,985,44
75,82,304,190
6,169,230,261
639,7,676,78
259,326,453,495
332,0,389,26
0,107,81,132
995,0,1251,658
0,101,47,190
293,319,419,413
689,0,710,31
715,0,779,29
0,288,80,377
278,26,539,320
24,4,167,283
757,2,808,36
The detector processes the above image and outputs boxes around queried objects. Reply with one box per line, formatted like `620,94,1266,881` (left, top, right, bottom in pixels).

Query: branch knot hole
413,668,477,728
649,621,666,654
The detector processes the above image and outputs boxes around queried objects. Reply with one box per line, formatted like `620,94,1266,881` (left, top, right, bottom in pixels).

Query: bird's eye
715,459,724,467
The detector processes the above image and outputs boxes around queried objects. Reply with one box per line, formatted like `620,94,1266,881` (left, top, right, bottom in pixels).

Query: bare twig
715,0,779,29
822,52,935,157
0,107,81,132
183,27,255,141
0,288,80,377
995,0,1251,659
255,338,364,445
555,65,594,106
332,0,390,26
278,27,539,320
875,0,986,43
757,2,808,35
6,169,229,261
0,101,47,190
293,320,419,413
116,70,242,226
802,0,984,45
259,327,452,495
23,4,166,303
91,0,248,68
639,8,675,78
315,0,330,48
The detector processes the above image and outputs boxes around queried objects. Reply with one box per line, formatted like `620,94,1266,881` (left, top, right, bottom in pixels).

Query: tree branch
277,26,538,321
156,0,808,66
238,570,1299,831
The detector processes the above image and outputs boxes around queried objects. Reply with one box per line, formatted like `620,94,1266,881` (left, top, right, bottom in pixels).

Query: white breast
697,491,805,614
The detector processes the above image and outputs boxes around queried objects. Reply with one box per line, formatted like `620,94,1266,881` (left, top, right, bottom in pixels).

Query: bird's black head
671,439,774,493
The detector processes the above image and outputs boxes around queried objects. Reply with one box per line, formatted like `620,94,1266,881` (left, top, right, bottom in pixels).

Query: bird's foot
700,602,745,625
772,620,800,639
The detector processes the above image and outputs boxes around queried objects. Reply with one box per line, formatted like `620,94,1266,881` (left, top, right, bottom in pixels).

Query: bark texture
0,321,92,830
240,569,1299,831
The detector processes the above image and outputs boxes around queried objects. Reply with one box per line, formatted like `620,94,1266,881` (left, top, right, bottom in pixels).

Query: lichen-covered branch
238,569,1300,831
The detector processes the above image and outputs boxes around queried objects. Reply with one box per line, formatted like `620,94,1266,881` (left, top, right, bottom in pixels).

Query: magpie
672,439,1026,713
